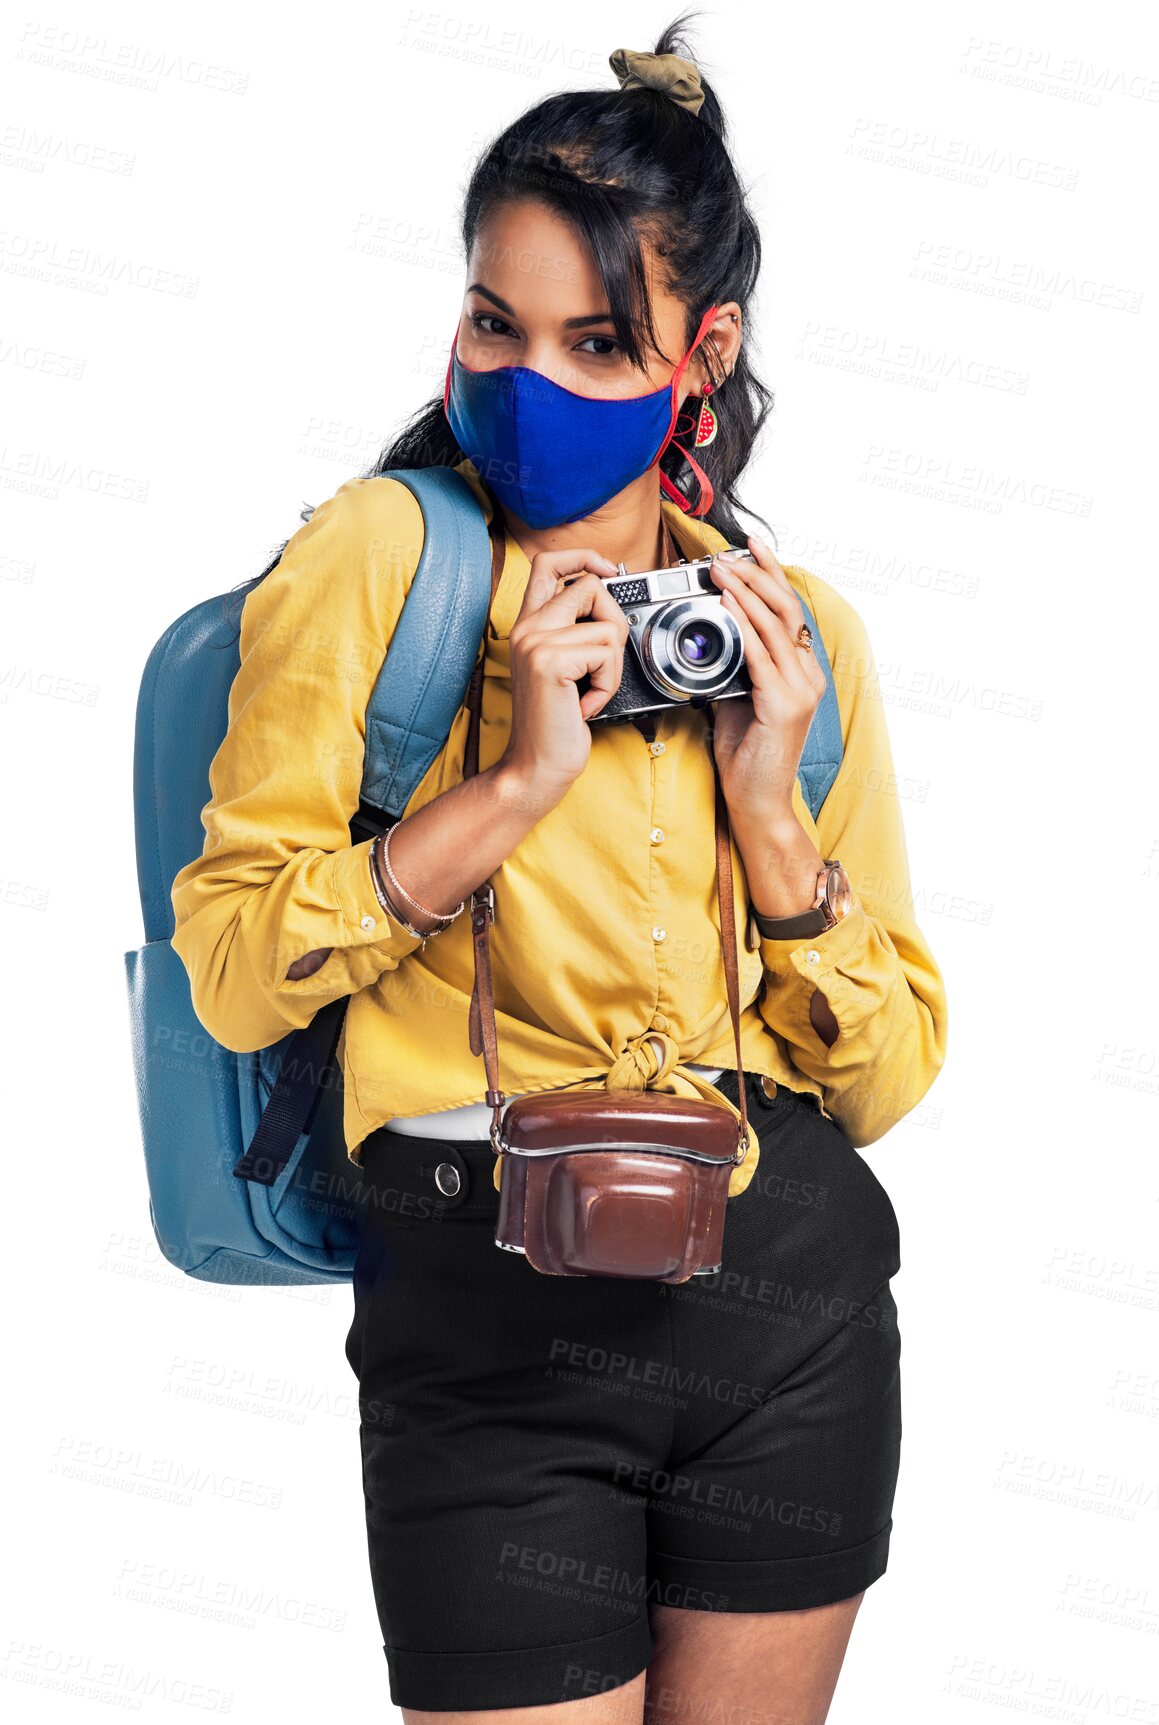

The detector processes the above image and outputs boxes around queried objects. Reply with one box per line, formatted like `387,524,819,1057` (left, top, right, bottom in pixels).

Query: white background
3,0,1158,1718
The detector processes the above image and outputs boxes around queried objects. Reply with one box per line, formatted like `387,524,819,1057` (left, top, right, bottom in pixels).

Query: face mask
442,302,720,528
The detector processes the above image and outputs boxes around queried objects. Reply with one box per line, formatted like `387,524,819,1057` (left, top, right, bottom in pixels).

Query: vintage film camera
580,545,758,722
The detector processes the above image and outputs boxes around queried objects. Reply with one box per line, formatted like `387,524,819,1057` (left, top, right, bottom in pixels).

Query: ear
691,303,742,394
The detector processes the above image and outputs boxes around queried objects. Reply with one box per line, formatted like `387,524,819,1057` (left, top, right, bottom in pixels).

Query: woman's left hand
707,536,829,824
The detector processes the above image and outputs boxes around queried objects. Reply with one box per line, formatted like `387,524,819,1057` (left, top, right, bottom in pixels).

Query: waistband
355,1070,816,1221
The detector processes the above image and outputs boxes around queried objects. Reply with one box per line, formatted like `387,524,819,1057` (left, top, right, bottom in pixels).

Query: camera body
584,546,757,723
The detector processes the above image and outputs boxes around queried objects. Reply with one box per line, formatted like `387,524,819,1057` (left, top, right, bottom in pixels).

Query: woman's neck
499,478,684,577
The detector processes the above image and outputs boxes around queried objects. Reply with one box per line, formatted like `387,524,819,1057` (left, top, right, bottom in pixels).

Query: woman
172,17,947,1722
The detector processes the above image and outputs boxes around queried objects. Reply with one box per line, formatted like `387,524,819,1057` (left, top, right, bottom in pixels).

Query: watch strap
751,857,844,940
751,903,829,940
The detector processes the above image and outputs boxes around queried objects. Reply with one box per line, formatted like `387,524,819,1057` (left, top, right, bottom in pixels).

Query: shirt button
649,740,666,755
652,1012,669,1031
651,926,667,943
805,949,821,964
360,915,376,931
650,827,665,843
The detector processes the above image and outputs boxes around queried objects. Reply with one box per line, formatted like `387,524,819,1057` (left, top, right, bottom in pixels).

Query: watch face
825,863,853,920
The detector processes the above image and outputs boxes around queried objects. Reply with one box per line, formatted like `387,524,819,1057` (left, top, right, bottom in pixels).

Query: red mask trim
444,303,721,517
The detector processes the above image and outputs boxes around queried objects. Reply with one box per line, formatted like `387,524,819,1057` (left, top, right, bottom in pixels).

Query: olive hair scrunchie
608,47,706,116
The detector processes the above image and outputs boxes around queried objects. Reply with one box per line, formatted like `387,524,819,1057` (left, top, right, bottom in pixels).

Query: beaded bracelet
378,822,466,929
367,839,428,941
367,828,466,941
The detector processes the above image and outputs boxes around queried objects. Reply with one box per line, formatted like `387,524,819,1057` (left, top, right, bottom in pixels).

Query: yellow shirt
170,459,948,1198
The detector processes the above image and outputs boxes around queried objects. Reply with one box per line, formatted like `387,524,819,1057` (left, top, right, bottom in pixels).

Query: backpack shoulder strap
356,465,494,827
235,465,491,1187
791,584,844,824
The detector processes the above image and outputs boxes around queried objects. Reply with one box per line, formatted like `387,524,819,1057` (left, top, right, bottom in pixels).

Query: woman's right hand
498,547,630,804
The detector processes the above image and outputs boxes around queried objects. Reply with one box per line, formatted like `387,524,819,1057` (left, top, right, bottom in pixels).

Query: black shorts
344,1068,902,1713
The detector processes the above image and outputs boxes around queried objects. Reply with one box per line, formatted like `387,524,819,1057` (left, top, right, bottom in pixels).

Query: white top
384,1044,726,1140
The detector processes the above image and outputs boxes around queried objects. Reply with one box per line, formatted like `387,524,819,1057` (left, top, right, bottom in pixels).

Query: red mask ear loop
443,312,464,417
654,302,721,518
659,445,715,518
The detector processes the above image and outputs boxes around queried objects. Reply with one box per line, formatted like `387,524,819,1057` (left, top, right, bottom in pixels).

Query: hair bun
608,47,705,115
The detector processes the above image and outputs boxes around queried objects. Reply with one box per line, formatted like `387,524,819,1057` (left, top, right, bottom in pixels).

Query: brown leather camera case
460,506,753,1284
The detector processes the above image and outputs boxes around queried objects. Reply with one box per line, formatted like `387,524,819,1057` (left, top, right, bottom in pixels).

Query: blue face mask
442,303,720,528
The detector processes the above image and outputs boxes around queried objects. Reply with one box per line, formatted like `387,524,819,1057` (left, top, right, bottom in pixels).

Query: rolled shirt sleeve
170,477,430,1055
755,572,949,1147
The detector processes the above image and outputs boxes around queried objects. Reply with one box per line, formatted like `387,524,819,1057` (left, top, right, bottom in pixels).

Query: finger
516,550,618,622
711,556,809,688
734,533,798,602
714,555,827,697
714,579,781,694
741,532,787,580
534,572,630,638
577,645,623,718
716,542,807,640
530,626,626,716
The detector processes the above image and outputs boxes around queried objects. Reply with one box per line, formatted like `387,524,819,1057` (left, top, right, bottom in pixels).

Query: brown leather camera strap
460,513,750,1154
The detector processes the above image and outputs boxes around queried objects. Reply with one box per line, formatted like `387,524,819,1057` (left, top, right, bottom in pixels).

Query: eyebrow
467,283,615,329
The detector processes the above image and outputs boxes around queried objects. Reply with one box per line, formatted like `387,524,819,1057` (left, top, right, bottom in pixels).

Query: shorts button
434,1162,461,1196
757,1075,782,1110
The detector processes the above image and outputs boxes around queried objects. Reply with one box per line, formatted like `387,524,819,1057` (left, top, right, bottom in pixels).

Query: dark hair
246,8,773,593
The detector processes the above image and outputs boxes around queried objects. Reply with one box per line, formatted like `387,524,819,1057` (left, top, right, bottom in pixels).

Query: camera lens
675,618,724,667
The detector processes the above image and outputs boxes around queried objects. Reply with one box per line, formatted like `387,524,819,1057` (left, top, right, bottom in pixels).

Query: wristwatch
749,859,853,941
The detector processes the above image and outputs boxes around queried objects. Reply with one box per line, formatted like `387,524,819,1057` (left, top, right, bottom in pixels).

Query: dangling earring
662,374,726,517
693,380,718,448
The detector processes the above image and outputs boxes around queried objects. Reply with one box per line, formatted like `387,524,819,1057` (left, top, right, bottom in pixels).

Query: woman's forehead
467,203,681,327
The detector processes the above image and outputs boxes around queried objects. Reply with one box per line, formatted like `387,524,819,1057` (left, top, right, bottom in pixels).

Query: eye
469,311,516,339
467,311,622,358
576,334,622,358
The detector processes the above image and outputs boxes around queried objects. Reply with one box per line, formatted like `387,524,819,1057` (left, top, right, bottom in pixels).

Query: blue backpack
124,466,844,1286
